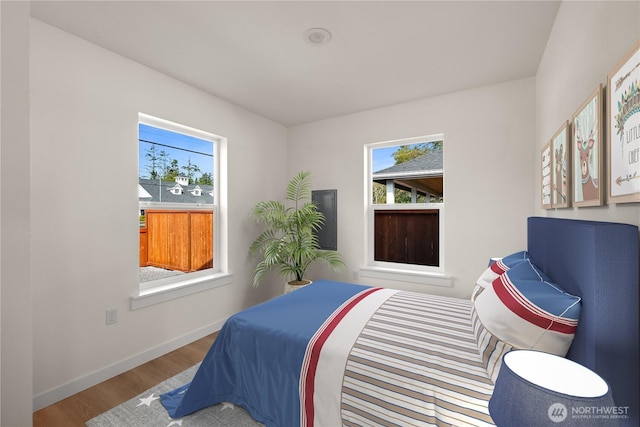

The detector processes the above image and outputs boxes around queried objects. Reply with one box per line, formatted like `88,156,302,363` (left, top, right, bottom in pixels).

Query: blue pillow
476,250,530,290
474,260,581,357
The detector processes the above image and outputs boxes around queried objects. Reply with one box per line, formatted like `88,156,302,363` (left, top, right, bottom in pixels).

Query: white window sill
131,272,233,310
358,266,452,288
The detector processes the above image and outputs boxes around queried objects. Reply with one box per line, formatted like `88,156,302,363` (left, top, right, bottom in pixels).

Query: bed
161,217,639,426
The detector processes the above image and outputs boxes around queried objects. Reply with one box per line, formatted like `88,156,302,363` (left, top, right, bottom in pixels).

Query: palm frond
249,200,286,227
286,171,312,204
248,171,345,287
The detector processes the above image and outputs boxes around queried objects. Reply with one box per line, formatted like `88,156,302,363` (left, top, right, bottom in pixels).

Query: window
169,183,184,195
135,113,229,308
365,134,444,275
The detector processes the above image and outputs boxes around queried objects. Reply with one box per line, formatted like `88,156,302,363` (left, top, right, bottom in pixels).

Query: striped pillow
470,284,484,302
473,260,581,358
475,250,530,291
470,304,514,383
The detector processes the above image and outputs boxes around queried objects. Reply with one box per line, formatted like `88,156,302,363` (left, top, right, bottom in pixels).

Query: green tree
181,157,201,183
144,145,160,179
394,188,412,203
197,172,213,185
393,141,442,165
158,150,171,179
372,182,386,204
162,159,180,182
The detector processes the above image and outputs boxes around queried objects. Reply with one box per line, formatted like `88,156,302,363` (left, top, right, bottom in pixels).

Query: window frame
132,113,231,309
363,134,449,285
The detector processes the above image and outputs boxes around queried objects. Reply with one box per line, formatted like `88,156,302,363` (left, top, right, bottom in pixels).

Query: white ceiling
30,1,560,126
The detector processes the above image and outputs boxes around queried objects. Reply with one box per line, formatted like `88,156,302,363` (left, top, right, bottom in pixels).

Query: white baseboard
33,318,226,411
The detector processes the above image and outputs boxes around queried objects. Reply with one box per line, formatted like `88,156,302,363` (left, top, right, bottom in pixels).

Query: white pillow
474,260,581,357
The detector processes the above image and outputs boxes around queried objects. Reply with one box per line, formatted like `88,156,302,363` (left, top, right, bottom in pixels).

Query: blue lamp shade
489,350,616,426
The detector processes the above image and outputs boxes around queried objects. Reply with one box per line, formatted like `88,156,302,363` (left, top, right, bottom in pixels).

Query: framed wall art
572,85,603,207
607,40,640,204
551,121,570,208
541,141,552,209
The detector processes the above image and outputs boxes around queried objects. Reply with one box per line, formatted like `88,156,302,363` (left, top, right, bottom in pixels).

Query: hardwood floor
33,332,217,427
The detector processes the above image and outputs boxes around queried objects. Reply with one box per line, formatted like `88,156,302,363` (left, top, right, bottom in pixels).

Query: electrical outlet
105,308,118,325
352,271,359,281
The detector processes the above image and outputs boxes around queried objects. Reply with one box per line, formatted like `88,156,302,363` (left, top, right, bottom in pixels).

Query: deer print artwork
572,87,603,206
575,124,599,203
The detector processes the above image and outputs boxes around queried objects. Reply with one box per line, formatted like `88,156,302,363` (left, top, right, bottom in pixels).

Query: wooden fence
374,209,439,266
139,209,213,272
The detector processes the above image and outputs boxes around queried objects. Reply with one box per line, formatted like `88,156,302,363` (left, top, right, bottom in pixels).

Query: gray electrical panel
312,189,337,250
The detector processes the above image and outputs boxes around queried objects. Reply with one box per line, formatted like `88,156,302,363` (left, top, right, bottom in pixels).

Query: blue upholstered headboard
527,217,639,426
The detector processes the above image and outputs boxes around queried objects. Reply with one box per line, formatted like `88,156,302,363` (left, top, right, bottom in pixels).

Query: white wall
288,78,536,298
1,3,33,426
535,1,640,226
30,19,288,409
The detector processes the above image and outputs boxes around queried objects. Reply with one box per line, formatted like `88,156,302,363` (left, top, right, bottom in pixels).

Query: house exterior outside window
366,134,444,275
137,114,222,288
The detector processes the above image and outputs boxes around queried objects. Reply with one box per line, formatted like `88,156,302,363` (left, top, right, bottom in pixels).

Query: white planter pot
284,279,312,294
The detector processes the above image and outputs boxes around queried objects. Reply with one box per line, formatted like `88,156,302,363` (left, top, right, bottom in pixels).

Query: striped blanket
339,292,495,426
161,281,495,427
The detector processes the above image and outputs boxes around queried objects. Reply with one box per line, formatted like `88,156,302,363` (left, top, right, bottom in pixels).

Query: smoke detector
304,28,332,46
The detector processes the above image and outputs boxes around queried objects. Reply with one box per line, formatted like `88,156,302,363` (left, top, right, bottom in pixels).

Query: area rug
86,363,264,427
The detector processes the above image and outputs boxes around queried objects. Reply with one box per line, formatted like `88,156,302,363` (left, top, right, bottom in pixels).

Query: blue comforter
160,280,370,426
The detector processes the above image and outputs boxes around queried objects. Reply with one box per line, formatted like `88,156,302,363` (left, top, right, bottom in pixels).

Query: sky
138,124,214,180
372,146,397,172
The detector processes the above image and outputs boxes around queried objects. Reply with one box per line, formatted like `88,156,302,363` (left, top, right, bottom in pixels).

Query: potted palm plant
249,171,345,290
